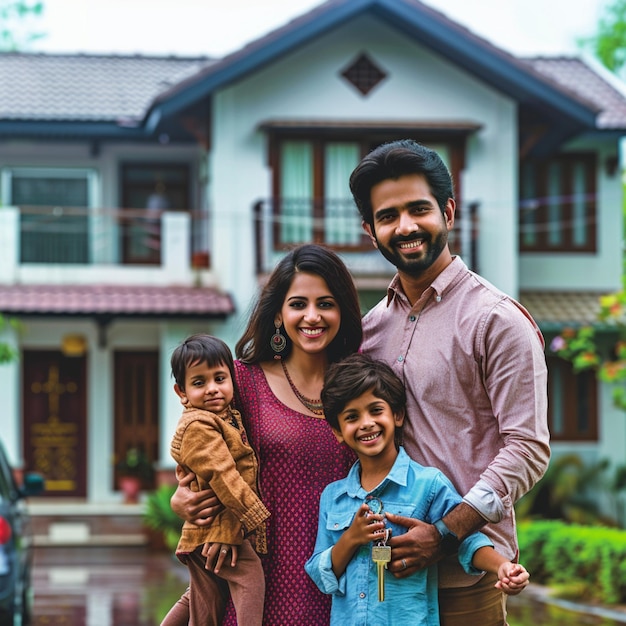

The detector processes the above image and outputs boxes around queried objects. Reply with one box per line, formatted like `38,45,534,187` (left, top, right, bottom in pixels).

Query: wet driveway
32,545,626,625
33,546,188,625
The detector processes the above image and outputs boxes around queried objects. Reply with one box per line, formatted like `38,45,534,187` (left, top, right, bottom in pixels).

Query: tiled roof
1,6,626,131
523,56,626,129
0,53,214,122
519,291,604,328
0,284,234,317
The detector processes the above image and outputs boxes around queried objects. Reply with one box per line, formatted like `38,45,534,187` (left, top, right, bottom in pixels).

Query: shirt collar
341,447,412,500
386,256,467,307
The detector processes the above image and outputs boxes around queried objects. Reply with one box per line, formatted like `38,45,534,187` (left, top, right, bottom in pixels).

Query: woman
165,244,362,625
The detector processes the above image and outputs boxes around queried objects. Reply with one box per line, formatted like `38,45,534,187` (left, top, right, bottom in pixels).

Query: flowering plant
550,291,626,410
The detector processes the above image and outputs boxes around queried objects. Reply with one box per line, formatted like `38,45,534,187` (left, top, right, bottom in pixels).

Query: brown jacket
170,406,269,555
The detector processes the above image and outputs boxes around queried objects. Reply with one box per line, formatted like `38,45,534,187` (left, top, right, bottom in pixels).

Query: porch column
0,206,19,283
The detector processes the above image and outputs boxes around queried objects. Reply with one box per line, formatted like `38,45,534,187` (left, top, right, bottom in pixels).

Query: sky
23,0,609,60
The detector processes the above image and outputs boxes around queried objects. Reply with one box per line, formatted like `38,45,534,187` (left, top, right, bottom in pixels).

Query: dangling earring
270,321,287,359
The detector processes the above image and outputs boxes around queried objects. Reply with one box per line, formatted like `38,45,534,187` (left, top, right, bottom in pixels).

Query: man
349,139,549,625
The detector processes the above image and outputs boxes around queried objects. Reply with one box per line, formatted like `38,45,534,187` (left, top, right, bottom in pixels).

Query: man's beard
376,229,448,277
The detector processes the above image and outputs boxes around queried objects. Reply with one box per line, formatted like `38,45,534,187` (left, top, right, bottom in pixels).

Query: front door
23,351,87,497
113,351,159,491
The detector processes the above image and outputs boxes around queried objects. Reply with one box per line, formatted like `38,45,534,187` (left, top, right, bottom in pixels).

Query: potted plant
143,484,183,551
115,447,154,503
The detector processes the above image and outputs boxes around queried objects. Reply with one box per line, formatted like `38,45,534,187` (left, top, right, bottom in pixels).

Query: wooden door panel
113,351,159,490
23,351,87,497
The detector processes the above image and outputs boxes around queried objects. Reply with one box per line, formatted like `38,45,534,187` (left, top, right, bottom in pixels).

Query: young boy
305,353,529,626
168,334,270,626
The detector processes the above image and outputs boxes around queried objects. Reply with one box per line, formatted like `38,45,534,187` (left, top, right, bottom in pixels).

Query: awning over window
0,284,234,319
520,291,604,330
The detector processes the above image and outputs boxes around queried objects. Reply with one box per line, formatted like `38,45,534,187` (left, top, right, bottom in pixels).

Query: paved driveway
32,546,187,625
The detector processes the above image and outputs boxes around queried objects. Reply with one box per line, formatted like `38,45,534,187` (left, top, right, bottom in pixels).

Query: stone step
27,501,149,547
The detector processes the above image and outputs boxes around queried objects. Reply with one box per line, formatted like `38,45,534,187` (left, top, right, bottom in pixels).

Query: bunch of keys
367,497,391,602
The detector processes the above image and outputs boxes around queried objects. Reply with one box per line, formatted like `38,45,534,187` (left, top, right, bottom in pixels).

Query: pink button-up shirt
361,257,550,587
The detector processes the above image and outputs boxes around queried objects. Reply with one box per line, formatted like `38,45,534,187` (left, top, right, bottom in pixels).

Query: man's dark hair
321,353,406,431
349,139,454,227
171,334,235,391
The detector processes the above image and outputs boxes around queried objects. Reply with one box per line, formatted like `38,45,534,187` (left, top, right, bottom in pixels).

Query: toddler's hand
495,562,529,595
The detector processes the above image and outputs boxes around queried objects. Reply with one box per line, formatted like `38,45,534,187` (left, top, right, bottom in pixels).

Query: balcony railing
14,205,209,267
253,197,479,275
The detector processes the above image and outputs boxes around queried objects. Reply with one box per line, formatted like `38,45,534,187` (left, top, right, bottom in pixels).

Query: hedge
517,520,626,604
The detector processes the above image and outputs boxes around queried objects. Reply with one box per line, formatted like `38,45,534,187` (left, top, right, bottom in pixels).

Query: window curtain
280,141,313,243
324,142,361,245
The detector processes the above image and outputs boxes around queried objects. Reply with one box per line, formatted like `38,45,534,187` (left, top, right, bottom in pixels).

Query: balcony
253,198,479,276
0,205,210,286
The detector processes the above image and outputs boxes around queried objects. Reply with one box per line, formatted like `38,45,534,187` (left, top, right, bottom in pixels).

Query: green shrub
518,520,626,604
143,484,183,551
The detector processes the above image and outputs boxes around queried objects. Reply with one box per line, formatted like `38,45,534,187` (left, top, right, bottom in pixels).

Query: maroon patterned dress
228,360,355,625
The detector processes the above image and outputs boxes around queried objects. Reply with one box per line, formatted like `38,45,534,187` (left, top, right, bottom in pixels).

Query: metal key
372,543,391,601
371,526,391,603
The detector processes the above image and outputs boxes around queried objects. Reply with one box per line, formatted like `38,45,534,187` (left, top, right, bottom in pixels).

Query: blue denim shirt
304,447,492,626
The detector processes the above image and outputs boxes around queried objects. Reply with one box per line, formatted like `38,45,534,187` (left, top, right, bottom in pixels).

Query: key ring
365,496,384,515
376,527,392,547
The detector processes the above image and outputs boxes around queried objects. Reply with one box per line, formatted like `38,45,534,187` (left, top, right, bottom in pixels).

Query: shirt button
359,592,366,599
333,523,339,528
397,356,404,362
435,295,442,302
409,315,416,322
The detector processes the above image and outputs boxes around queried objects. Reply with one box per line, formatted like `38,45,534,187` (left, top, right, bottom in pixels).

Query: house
0,0,624,527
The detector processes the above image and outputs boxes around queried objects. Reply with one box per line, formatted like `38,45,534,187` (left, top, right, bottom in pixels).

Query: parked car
0,440,44,625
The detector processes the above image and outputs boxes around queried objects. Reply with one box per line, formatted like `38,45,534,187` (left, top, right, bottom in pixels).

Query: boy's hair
349,139,454,228
170,334,236,391
321,353,406,431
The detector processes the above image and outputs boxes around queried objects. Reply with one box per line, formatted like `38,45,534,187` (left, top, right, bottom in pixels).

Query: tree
0,0,45,51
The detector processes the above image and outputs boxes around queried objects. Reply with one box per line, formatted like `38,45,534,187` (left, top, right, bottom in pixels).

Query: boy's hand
170,468,223,525
495,562,529,595
346,503,387,546
203,542,238,573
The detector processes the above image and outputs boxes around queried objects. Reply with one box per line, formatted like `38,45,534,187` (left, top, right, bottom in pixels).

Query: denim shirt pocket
383,502,419,538
326,510,356,534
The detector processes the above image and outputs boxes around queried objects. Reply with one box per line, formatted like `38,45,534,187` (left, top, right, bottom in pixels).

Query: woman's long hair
235,244,362,364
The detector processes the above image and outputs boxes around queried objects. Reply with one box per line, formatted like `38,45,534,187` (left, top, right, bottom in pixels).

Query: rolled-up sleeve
472,300,550,515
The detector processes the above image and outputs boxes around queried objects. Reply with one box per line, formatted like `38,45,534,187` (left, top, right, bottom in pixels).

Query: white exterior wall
209,14,520,343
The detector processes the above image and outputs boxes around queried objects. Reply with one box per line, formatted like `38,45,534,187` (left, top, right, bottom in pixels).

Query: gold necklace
280,360,324,416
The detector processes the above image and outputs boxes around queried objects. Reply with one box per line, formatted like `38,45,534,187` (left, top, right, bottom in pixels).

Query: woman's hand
170,468,223,526
202,542,238,573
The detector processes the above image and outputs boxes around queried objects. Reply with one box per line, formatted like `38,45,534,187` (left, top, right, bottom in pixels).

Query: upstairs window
1,167,97,264
520,153,596,253
269,134,456,251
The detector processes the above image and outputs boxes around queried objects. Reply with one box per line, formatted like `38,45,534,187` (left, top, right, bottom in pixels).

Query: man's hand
170,468,223,526
385,513,442,578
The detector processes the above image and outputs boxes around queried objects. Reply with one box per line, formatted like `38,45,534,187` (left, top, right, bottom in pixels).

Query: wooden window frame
547,355,598,441
519,153,597,253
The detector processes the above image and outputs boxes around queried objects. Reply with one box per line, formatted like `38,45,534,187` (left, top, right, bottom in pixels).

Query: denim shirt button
359,592,366,599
